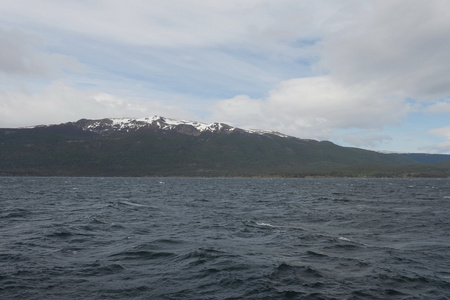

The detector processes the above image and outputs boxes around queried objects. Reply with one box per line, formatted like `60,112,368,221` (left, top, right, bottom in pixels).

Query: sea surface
1,177,449,299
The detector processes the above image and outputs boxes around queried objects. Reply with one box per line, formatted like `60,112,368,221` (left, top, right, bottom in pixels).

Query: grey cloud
0,27,47,76
320,0,450,102
0,0,336,49
0,27,82,78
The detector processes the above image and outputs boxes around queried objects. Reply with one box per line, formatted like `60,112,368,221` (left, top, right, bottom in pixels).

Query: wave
1,208,30,219
118,200,147,207
110,250,176,260
306,250,329,258
255,222,278,228
338,236,352,242
268,262,326,298
81,262,125,276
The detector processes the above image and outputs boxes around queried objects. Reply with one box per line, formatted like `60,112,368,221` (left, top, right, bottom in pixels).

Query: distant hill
0,116,448,177
396,153,450,163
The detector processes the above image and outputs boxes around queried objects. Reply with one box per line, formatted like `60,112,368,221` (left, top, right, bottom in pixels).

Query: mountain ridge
1,116,448,177
58,116,295,139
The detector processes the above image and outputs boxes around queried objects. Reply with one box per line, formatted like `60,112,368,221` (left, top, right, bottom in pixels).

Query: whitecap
255,222,277,228
119,201,146,207
337,236,368,247
338,236,352,242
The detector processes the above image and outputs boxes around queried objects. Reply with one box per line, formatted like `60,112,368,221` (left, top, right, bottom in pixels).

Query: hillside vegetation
0,120,448,177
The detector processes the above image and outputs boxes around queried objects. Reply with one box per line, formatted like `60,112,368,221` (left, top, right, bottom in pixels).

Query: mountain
65,116,292,137
0,116,447,177
396,153,450,163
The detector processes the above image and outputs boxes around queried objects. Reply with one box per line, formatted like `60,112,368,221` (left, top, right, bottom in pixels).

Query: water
1,177,449,299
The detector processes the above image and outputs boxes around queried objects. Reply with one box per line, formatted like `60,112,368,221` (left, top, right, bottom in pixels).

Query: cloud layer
321,0,450,102
210,76,411,141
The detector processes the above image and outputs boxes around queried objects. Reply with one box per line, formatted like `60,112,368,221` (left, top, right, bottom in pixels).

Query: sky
1,0,450,154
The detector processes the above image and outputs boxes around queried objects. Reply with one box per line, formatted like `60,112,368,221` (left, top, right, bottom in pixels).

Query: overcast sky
1,0,450,153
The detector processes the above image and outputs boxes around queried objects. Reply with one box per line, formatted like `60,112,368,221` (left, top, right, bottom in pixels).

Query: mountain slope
0,116,421,176
396,153,450,163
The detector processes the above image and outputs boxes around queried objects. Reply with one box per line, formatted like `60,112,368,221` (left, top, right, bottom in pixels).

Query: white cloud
423,100,450,114
428,126,450,139
0,81,196,128
418,126,450,154
419,142,450,154
341,133,392,148
210,76,411,142
210,95,264,129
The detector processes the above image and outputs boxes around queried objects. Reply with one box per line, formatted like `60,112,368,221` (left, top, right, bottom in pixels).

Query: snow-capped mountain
68,116,291,138
2,116,430,177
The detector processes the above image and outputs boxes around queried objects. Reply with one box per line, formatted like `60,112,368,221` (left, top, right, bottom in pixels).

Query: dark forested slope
1,117,442,177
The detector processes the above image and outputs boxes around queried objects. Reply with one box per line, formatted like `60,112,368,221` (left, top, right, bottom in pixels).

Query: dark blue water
1,177,449,299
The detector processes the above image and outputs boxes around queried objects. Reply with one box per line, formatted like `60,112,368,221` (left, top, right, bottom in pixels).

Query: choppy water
1,177,450,299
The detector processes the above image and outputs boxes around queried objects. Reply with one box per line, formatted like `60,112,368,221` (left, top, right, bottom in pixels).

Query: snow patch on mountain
72,116,293,138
